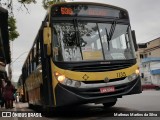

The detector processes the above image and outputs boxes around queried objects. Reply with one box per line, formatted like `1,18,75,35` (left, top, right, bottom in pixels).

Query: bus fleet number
117,72,126,78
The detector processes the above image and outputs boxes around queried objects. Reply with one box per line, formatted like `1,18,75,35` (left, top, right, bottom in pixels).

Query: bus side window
33,44,37,70
29,54,32,73
53,27,59,47
52,26,63,61
27,62,29,76
36,39,41,66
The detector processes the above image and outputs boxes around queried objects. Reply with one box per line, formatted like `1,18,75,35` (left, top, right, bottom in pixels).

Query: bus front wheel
103,101,117,108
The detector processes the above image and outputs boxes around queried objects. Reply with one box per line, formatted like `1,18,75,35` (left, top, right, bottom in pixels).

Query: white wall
150,62,160,71
142,61,160,85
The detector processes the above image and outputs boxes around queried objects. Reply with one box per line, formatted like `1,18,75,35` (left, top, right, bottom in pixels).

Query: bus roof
50,2,128,13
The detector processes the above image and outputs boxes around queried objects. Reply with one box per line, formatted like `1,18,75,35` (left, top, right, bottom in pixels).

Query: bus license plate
100,86,115,93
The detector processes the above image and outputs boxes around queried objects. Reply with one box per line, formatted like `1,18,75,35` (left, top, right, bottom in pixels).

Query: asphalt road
0,90,160,120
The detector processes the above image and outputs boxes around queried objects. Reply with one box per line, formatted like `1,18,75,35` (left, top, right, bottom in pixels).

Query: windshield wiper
105,20,117,50
106,20,117,41
105,28,110,50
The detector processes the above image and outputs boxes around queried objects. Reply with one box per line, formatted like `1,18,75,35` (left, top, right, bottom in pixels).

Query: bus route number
64,48,77,60
117,72,126,78
61,7,73,15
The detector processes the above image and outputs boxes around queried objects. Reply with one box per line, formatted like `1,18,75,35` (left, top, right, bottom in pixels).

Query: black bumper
55,76,142,107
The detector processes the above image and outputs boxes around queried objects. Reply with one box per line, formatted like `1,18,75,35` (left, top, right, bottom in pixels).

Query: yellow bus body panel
51,61,139,106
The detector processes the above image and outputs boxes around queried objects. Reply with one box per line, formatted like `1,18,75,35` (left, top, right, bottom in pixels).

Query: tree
42,0,62,9
8,16,19,41
0,0,62,11
0,0,62,41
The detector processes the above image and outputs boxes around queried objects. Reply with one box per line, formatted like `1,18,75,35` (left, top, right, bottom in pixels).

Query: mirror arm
43,25,51,56
131,30,138,51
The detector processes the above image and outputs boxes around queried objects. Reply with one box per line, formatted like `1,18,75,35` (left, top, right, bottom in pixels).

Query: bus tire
103,101,117,108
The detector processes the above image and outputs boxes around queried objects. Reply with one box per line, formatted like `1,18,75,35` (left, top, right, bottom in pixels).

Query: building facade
0,7,11,100
136,37,160,86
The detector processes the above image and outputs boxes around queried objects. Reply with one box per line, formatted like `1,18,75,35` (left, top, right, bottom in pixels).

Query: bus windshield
52,21,135,62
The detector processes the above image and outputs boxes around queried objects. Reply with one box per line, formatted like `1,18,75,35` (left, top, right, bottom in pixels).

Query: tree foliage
0,0,61,41
18,0,37,4
8,16,19,41
42,0,62,9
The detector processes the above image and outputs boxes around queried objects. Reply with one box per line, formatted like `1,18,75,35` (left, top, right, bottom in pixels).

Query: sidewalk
0,102,29,112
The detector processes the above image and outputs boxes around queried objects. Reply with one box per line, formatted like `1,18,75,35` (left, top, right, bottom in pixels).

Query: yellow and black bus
22,2,142,109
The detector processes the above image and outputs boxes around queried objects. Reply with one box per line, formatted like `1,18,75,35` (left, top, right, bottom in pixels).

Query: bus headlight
66,79,73,86
135,69,140,74
75,81,81,88
128,69,140,82
58,75,65,82
128,73,138,81
54,72,81,87
54,72,66,83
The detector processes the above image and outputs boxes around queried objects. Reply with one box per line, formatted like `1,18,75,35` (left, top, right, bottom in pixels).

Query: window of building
144,54,147,58
141,73,144,78
140,54,143,59
142,64,146,67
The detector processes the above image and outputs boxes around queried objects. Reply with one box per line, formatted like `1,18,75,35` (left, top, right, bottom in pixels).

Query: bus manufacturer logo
104,77,110,83
82,74,89,81
100,62,111,64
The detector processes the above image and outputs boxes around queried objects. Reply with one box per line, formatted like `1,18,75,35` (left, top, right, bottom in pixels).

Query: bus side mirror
131,30,138,51
43,26,51,56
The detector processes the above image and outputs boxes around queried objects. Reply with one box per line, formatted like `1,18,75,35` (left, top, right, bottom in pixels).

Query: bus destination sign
51,5,128,18
60,7,107,16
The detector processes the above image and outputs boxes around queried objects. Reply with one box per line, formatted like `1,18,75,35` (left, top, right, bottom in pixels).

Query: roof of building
138,43,147,48
147,37,160,44
138,37,160,45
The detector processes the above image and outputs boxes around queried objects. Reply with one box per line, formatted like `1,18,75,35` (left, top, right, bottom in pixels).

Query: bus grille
82,77,126,84
69,63,132,72
54,59,136,72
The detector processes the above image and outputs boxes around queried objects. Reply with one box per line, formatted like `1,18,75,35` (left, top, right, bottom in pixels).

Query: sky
10,0,160,82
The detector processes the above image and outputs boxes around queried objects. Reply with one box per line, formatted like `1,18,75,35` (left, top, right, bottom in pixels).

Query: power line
11,51,28,64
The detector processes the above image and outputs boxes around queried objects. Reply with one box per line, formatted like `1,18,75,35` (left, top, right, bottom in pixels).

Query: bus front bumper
55,76,142,107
